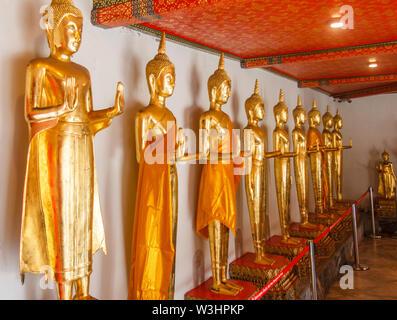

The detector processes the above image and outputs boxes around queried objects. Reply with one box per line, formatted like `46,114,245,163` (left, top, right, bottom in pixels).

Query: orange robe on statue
128,126,177,300
196,120,243,239
307,128,329,212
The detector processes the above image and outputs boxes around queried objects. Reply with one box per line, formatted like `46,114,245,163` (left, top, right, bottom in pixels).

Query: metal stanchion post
352,204,369,271
369,187,381,239
309,241,318,300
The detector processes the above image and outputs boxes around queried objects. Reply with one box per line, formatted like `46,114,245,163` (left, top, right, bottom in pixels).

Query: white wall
337,94,397,205
0,0,346,300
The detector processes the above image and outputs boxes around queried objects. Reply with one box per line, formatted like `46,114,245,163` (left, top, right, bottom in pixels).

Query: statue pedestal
375,197,397,219
264,236,310,278
289,222,335,258
308,212,346,243
184,278,258,300
335,199,356,207
229,252,298,300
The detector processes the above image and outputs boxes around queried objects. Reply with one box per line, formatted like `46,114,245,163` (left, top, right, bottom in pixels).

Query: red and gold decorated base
185,278,258,300
229,252,298,300
264,235,310,278
308,212,346,243
289,223,335,258
375,197,397,219
335,199,356,206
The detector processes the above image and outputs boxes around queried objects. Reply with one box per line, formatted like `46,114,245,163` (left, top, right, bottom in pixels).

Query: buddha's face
215,81,231,105
294,110,306,127
49,15,83,57
156,67,175,98
309,112,321,127
275,107,288,125
335,118,343,129
324,117,334,130
383,153,390,162
254,103,265,121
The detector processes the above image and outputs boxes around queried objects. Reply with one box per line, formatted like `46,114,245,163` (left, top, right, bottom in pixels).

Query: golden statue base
375,197,397,219
334,199,356,207
264,236,310,278
184,278,258,300
308,212,346,243
289,223,335,258
229,252,298,300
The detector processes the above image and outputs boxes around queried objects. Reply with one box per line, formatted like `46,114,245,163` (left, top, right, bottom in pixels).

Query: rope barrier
250,189,370,300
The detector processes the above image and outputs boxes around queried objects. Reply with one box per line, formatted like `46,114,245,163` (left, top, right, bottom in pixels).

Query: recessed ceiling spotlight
369,58,377,63
369,63,378,68
330,22,343,28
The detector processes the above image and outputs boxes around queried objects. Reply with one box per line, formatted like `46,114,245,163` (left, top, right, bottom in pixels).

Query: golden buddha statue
243,80,281,265
196,53,243,296
129,33,186,300
332,110,352,202
307,99,329,215
377,151,396,200
292,96,318,229
322,106,336,209
273,90,300,245
20,0,124,300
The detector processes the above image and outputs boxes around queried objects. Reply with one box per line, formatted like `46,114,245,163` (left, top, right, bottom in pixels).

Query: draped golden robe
20,114,107,282
196,121,242,239
307,128,329,211
128,127,177,300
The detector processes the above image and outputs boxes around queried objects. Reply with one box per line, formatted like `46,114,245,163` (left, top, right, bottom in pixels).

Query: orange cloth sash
128,126,177,300
196,120,243,239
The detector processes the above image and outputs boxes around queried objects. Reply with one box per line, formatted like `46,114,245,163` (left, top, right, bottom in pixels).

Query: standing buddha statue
322,106,337,210
129,33,186,300
292,96,318,229
196,53,243,296
332,110,352,203
307,99,329,216
377,150,397,200
273,90,300,244
243,80,281,265
20,0,124,300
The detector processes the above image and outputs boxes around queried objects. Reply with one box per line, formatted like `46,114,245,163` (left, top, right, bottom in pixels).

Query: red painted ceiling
93,0,397,100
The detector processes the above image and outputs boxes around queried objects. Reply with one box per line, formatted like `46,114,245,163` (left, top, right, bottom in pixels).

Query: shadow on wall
119,49,144,295
4,0,56,300
231,90,244,258
184,62,206,287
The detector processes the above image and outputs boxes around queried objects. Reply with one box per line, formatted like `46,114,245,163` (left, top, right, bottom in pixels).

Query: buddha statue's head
382,150,390,162
293,95,306,128
208,53,231,107
308,99,321,128
146,33,175,102
42,0,83,59
245,80,264,123
334,109,343,130
273,89,288,127
322,105,334,130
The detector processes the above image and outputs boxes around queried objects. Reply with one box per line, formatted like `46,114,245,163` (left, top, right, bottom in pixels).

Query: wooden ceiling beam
241,42,397,69
332,83,397,101
298,73,397,88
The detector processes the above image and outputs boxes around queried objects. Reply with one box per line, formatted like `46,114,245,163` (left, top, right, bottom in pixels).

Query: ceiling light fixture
369,63,378,68
330,22,343,28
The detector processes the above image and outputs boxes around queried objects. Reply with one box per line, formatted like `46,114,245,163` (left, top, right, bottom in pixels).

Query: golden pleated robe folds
128,127,177,300
196,121,243,239
307,128,329,211
20,118,106,283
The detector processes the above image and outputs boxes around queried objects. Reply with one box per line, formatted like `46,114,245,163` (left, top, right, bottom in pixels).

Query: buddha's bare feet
281,236,301,245
223,280,243,292
254,254,275,266
74,295,97,300
300,221,319,230
211,282,240,296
